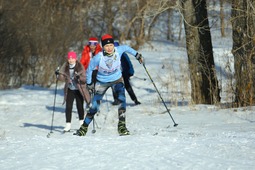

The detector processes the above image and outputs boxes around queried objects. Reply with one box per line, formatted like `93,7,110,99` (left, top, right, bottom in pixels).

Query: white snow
1,14,255,170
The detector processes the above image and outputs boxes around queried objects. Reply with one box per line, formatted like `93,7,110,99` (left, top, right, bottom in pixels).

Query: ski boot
118,121,130,136
73,123,88,136
112,100,120,105
63,123,71,133
134,99,141,105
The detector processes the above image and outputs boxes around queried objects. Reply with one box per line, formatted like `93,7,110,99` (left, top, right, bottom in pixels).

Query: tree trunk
180,0,220,104
231,0,255,107
220,0,225,37
103,0,114,35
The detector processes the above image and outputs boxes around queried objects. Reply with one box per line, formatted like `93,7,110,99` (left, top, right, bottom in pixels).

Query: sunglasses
88,42,98,46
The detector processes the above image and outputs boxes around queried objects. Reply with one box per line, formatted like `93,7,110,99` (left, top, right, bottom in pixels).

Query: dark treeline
0,0,176,89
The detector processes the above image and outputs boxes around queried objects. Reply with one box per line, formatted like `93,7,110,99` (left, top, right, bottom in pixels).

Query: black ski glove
87,83,94,90
55,69,59,76
135,53,144,64
74,72,80,81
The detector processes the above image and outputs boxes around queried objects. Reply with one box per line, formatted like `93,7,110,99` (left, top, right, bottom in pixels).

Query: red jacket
80,44,102,70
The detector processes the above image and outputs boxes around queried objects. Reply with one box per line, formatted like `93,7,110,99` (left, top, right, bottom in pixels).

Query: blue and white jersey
86,45,138,84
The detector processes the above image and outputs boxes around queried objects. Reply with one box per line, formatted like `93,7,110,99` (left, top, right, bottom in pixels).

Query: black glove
135,53,144,64
55,69,59,76
74,72,80,81
87,83,94,90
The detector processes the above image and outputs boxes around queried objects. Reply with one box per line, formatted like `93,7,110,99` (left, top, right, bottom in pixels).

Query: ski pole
90,91,96,134
47,77,58,138
90,88,96,133
92,117,96,133
105,92,110,112
142,63,178,127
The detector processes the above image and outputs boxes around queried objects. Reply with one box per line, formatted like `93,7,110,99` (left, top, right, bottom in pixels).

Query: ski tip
119,132,130,136
174,123,178,127
63,130,71,133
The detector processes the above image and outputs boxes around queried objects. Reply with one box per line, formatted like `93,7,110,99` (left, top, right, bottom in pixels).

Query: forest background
1,0,255,107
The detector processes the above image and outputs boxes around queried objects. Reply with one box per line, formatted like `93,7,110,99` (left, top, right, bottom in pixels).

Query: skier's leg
114,82,126,111
124,76,140,104
74,82,108,136
84,92,104,125
75,90,85,122
64,89,75,132
113,82,129,135
111,86,119,105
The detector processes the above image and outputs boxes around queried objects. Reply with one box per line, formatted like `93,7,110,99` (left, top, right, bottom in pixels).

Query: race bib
98,53,121,75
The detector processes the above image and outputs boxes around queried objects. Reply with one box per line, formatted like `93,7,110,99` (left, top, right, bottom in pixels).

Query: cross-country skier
80,37,102,85
74,34,144,136
56,51,91,132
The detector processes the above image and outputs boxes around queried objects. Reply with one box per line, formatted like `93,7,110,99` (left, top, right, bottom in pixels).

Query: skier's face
103,43,114,54
89,43,97,53
89,45,96,52
68,57,76,65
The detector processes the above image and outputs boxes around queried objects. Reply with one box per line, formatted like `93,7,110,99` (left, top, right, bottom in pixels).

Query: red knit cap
101,34,114,47
88,37,98,43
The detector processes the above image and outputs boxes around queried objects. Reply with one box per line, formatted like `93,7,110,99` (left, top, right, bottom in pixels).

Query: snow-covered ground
1,6,255,169
1,38,255,170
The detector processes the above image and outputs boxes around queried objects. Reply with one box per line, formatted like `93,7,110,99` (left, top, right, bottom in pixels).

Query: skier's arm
86,54,100,84
75,63,86,84
119,45,144,64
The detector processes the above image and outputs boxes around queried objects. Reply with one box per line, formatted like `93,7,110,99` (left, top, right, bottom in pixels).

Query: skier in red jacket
80,37,102,70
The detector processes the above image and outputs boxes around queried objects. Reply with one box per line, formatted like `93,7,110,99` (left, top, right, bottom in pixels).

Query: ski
73,132,79,136
119,133,130,136
62,129,76,134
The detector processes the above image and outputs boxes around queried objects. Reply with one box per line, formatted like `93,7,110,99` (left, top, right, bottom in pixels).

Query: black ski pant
113,75,137,102
65,89,84,123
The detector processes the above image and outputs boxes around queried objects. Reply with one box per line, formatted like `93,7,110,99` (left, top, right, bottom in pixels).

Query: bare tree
0,0,184,89
231,0,255,107
179,0,220,104
116,0,176,49
0,0,84,89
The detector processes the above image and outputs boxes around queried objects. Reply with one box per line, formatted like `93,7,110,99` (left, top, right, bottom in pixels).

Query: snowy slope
1,38,255,170
0,5,254,167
